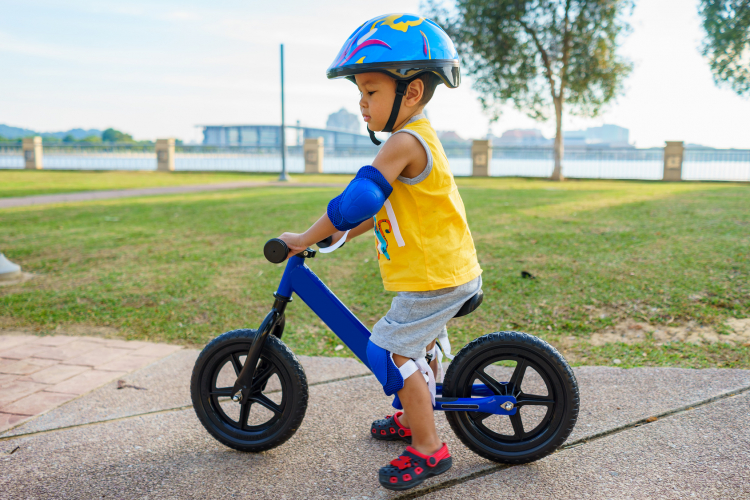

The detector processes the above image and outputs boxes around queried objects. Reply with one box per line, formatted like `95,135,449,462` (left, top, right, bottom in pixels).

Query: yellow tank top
373,115,482,292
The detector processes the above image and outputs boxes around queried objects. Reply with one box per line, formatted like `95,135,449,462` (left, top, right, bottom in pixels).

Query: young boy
277,14,482,491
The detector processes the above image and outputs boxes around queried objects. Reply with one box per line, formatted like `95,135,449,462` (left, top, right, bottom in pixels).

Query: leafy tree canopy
700,0,750,95
102,128,134,143
428,0,633,121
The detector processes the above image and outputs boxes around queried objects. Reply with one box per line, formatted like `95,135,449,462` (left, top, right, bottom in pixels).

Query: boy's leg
425,339,440,379
391,353,442,456
393,339,439,437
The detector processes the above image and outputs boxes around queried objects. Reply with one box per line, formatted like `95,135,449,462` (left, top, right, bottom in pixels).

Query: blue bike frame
239,254,516,416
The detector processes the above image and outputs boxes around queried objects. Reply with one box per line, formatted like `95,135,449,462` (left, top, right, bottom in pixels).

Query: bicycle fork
230,293,290,403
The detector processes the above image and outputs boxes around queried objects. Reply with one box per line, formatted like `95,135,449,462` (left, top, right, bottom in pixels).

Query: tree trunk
550,96,564,181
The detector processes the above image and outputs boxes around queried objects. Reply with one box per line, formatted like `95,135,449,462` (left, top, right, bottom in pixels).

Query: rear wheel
443,331,579,463
190,329,308,452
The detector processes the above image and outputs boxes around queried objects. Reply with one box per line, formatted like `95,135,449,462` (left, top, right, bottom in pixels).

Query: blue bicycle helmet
327,14,460,144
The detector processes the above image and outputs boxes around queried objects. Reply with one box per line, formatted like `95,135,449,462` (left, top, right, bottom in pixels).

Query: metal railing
683,149,750,182
1,141,748,182
175,145,304,173
485,147,665,179
43,143,156,171
0,143,23,168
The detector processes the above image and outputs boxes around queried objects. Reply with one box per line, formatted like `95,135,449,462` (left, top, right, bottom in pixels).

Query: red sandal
370,411,412,443
379,443,452,490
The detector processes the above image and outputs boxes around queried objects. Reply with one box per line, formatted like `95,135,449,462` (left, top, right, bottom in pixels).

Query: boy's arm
371,131,428,182
277,216,373,259
276,130,424,258
330,217,374,244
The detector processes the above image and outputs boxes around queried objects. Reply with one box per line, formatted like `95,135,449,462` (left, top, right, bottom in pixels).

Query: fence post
663,141,684,181
156,138,175,172
472,140,492,177
22,136,43,170
304,137,324,173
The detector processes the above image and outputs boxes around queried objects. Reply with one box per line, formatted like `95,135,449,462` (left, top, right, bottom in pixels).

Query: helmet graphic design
327,13,460,89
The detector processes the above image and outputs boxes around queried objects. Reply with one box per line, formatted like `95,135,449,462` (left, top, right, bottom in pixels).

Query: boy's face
355,72,398,132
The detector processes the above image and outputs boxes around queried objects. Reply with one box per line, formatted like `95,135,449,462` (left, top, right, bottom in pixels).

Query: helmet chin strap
367,80,409,146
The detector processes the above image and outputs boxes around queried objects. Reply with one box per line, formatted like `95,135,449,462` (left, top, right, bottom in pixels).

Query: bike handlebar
263,238,289,264
263,237,333,264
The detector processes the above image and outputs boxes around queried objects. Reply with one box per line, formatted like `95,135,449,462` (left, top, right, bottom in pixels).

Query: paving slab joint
391,382,750,500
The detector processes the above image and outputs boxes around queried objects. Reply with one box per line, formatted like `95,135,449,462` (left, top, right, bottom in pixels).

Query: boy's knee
367,340,405,396
367,340,433,398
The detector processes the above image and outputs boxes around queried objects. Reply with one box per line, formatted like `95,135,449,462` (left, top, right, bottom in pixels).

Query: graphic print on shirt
374,217,392,260
383,199,406,247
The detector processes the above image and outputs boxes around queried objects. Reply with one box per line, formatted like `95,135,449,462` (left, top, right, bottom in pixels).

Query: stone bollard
471,140,492,177
155,138,175,172
663,141,684,181
22,136,43,170
304,137,324,174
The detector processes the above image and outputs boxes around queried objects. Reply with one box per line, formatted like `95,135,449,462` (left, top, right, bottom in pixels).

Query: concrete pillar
663,141,684,181
304,137,324,174
22,136,43,170
471,140,492,177
156,138,175,172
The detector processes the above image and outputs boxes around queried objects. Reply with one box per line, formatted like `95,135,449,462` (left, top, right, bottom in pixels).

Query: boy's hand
277,232,309,259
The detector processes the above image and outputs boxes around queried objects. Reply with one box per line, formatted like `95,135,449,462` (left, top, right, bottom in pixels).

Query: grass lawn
1,177,748,369
0,170,349,198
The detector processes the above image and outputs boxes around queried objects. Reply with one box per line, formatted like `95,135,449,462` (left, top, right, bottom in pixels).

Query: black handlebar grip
316,236,333,248
264,238,289,264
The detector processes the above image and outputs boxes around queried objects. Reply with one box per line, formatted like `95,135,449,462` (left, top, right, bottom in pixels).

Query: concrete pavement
0,333,182,431
1,334,749,499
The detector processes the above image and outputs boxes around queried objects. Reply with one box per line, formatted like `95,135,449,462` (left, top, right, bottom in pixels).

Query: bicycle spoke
250,394,283,416
516,394,555,407
510,412,525,439
470,411,492,422
230,353,243,376
239,401,252,430
508,359,528,392
475,369,506,396
210,388,233,397
250,363,277,392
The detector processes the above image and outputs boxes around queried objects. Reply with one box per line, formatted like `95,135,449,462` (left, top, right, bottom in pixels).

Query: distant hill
0,124,103,140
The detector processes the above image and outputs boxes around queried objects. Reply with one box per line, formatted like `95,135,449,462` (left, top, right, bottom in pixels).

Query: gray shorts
369,276,482,359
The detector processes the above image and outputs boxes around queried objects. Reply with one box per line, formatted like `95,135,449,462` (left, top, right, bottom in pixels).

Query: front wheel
190,329,308,452
443,331,579,464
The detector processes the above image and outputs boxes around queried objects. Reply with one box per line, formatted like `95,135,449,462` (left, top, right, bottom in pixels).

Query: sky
1,0,748,148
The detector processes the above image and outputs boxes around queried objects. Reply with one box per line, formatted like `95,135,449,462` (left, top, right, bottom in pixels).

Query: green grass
1,177,749,368
0,170,349,198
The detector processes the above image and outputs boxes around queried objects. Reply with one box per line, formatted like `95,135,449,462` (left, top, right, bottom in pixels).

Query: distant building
437,130,470,145
564,124,630,147
200,124,374,148
326,108,361,134
492,129,552,147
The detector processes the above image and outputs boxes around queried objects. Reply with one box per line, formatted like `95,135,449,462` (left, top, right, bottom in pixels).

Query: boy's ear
404,78,425,107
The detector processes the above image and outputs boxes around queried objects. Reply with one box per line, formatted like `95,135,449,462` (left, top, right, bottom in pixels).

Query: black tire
443,331,579,464
190,329,308,452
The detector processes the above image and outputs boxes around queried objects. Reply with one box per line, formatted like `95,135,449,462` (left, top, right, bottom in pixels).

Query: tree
427,1,633,180
101,128,133,143
699,0,750,96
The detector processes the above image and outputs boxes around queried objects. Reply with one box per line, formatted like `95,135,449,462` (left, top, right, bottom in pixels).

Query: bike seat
453,289,483,318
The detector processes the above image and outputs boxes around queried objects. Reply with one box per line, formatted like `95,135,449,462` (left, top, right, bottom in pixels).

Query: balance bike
190,239,579,463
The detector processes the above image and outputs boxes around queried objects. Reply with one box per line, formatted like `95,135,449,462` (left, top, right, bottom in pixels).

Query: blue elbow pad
327,166,393,231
